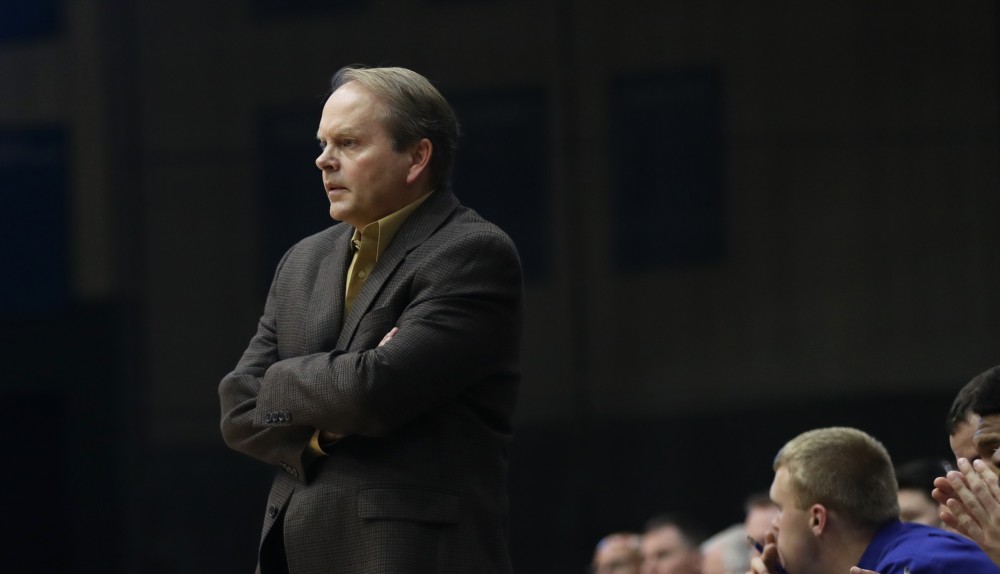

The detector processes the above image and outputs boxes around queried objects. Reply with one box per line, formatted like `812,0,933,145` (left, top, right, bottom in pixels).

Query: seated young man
750,427,999,574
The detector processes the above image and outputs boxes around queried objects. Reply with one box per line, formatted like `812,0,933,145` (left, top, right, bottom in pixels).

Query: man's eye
317,141,327,150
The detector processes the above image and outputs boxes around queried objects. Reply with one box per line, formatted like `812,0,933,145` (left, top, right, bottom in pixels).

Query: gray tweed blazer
220,189,523,573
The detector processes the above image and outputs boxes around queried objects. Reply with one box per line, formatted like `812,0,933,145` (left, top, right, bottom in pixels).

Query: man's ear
809,504,828,535
406,138,433,185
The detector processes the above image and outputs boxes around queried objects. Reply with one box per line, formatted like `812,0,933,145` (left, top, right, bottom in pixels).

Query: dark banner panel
0,0,61,43
449,87,551,282
257,105,335,294
610,68,726,272
0,128,70,316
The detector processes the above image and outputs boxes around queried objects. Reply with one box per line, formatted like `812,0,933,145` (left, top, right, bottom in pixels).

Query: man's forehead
771,466,788,494
950,422,979,461
770,467,800,510
953,417,975,436
644,525,683,546
321,83,382,118
598,536,632,552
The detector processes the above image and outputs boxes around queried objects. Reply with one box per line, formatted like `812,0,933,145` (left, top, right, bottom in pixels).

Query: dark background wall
2,0,998,572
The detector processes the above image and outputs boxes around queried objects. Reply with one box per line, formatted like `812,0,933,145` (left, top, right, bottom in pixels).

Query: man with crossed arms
220,66,523,574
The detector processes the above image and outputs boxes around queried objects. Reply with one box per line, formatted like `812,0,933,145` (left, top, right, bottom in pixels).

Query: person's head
699,524,749,574
948,370,990,463
592,532,642,574
315,65,460,228
970,365,1000,473
894,458,949,527
769,427,899,574
742,492,778,543
640,514,705,574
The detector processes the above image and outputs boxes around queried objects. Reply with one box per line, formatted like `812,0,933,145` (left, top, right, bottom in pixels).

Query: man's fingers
939,505,962,531
946,497,985,541
748,532,782,574
318,430,345,449
378,327,399,347
932,477,956,504
953,463,996,528
971,459,1000,510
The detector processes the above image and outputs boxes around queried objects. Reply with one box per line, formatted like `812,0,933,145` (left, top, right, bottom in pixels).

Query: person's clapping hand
932,457,1000,567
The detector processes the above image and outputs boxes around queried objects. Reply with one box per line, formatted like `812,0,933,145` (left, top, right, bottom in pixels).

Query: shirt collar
856,519,903,569
350,191,434,258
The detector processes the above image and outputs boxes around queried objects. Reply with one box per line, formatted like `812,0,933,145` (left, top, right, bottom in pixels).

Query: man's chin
328,204,348,223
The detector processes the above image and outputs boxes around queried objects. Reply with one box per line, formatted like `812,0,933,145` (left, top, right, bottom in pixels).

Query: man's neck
818,526,875,574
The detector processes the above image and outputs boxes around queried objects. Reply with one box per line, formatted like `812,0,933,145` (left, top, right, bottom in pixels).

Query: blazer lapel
337,190,460,348
308,224,354,349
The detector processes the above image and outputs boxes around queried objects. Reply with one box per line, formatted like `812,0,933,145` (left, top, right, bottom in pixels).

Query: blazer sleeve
218,248,315,478
254,224,523,438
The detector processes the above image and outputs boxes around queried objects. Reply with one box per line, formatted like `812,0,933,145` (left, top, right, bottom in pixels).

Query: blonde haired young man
751,427,999,574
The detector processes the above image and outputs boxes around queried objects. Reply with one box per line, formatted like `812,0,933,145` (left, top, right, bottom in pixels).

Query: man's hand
749,532,782,574
849,568,880,574
378,327,398,347
932,458,1000,566
318,430,343,444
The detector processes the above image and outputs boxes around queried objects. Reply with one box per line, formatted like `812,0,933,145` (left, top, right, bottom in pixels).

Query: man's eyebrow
317,125,363,138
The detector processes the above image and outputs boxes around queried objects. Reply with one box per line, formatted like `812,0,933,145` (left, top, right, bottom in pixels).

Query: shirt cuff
307,429,329,457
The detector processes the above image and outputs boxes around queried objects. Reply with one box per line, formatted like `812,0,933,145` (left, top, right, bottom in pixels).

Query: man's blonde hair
330,66,459,191
774,427,899,528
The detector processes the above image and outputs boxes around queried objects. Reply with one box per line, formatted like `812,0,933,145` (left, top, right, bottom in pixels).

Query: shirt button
358,270,367,279
268,505,279,518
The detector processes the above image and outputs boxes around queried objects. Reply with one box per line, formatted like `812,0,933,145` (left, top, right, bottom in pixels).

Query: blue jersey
857,520,1000,574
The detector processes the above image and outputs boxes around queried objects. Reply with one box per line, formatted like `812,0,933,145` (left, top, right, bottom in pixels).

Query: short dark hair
969,366,1000,417
743,491,774,513
329,65,460,192
643,513,708,548
895,458,950,494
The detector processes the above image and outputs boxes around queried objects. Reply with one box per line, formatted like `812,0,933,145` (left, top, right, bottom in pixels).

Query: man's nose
316,148,338,170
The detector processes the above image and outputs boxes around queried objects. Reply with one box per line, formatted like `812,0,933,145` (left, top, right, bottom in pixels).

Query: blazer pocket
357,487,460,524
